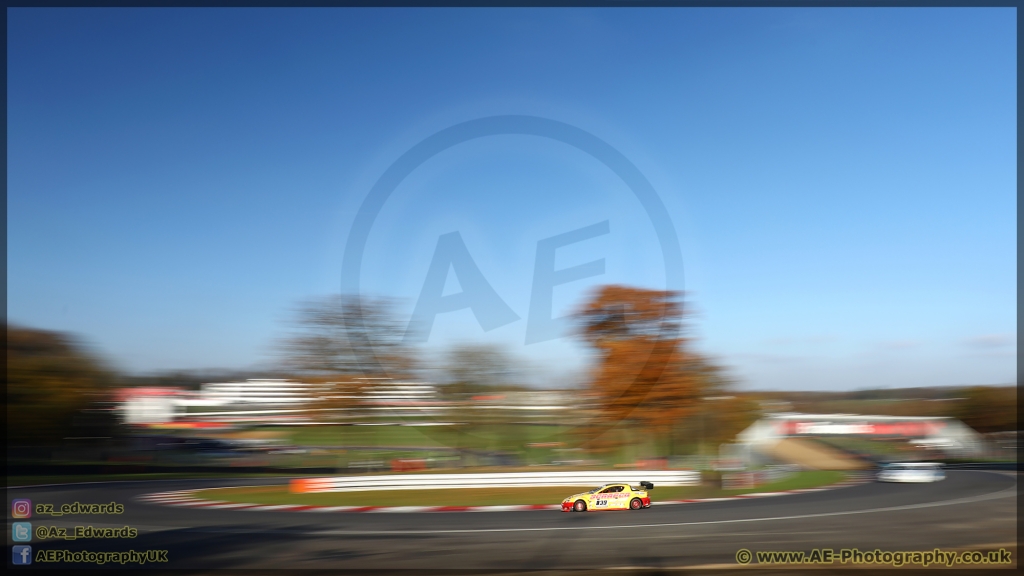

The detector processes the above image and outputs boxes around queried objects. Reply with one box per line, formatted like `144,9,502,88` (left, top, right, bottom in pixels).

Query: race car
561,481,653,512
876,462,945,483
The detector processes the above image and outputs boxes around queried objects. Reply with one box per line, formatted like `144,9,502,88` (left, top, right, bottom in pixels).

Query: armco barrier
290,470,700,493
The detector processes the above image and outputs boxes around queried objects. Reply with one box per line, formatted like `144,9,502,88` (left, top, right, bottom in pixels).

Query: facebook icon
12,545,32,565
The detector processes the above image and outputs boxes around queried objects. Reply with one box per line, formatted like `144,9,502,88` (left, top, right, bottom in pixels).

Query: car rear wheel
629,498,642,510
574,500,587,512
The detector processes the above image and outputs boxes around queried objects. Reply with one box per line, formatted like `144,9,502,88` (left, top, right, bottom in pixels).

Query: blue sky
7,8,1016,390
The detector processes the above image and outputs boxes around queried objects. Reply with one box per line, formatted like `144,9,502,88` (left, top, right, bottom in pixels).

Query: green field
274,423,718,467
7,471,303,486
284,423,573,449
192,470,846,507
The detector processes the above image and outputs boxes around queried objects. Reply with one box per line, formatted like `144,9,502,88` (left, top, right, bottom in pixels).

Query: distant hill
742,385,1016,433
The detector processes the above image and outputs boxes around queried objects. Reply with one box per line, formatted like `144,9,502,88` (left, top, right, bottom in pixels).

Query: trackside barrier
290,470,700,493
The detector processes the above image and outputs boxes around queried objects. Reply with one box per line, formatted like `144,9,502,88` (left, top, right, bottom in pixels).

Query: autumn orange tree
575,286,694,440
574,286,743,456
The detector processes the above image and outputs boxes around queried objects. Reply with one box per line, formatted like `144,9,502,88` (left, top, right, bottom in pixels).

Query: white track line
243,504,304,511
368,506,435,513
307,506,363,512
467,505,526,512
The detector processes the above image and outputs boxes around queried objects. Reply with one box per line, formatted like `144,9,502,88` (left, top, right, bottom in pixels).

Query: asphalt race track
7,471,1017,571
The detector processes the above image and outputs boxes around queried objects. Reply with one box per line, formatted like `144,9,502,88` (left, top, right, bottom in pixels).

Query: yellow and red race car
561,481,653,512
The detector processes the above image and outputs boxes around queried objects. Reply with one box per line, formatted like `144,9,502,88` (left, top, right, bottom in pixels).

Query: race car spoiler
639,481,654,490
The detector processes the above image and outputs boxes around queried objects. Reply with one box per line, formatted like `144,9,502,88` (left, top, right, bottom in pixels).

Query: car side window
599,487,615,493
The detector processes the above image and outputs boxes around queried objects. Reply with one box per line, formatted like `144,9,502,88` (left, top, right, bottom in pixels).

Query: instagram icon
12,499,32,518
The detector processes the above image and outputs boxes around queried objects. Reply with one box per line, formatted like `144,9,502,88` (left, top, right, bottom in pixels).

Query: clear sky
7,8,1016,390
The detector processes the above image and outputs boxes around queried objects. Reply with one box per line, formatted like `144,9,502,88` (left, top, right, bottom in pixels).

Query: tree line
7,286,1016,452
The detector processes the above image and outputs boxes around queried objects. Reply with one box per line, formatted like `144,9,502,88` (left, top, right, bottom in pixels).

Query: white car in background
876,462,945,483
909,437,961,451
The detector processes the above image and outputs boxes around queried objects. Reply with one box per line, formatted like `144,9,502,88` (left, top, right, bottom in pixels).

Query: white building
735,412,987,461
117,387,185,425
183,379,330,407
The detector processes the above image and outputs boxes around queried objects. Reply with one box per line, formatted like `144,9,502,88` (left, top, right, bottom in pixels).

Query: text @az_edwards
735,548,1013,567
35,525,137,540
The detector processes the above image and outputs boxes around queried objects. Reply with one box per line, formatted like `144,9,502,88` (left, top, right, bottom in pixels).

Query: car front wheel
574,500,587,512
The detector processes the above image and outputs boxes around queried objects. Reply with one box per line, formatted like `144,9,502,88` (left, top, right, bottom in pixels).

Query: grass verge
7,472,301,486
191,470,847,507
7,464,673,487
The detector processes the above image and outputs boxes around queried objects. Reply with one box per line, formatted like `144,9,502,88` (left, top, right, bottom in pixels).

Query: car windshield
888,464,936,471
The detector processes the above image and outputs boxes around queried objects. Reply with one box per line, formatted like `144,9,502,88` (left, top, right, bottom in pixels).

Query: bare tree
441,343,516,397
275,295,418,423
278,295,413,378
